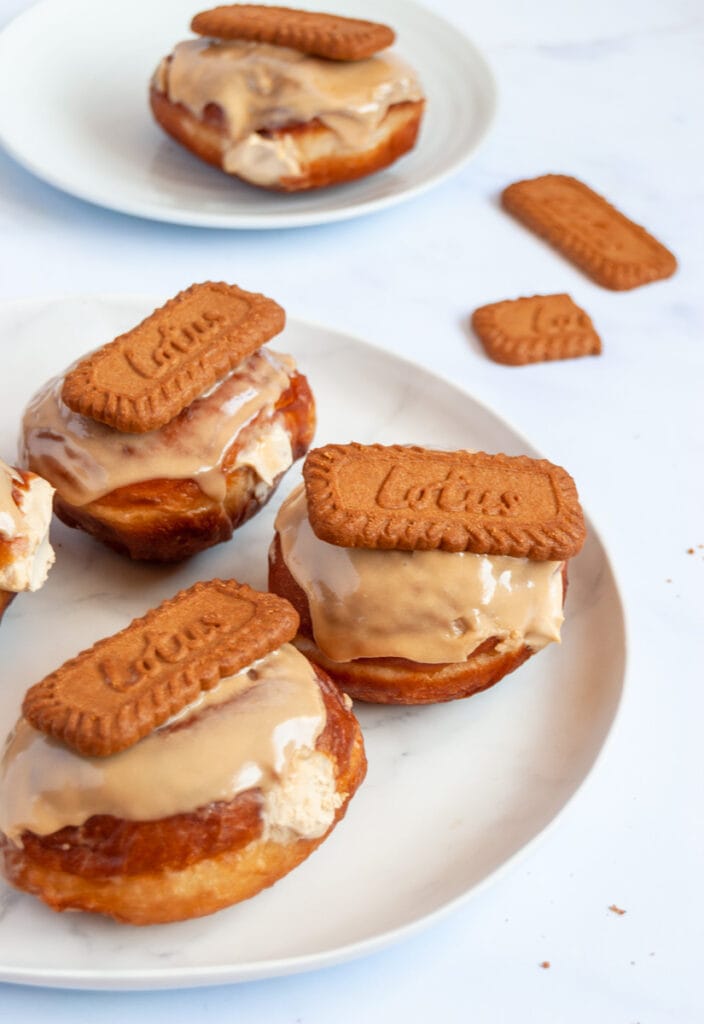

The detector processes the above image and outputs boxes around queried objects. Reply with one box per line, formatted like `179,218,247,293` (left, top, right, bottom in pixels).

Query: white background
0,0,702,1020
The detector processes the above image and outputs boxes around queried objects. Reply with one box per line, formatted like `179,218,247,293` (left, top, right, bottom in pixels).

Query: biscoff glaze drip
155,40,424,184
275,485,564,664
21,348,296,506
0,644,333,845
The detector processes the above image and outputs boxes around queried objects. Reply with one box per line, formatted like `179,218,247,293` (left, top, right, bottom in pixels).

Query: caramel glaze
0,667,358,881
269,533,569,704
53,371,315,561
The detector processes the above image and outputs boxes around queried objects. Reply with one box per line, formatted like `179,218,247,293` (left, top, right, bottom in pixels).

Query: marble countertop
0,0,702,1020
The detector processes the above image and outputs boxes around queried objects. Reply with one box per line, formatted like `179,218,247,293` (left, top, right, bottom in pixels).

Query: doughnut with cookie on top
0,579,366,924
269,443,586,704
0,458,55,625
150,4,426,191
20,282,316,561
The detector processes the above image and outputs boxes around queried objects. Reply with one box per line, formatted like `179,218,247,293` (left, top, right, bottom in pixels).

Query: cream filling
0,644,340,846
20,348,296,506
0,460,55,594
275,485,564,664
155,39,424,185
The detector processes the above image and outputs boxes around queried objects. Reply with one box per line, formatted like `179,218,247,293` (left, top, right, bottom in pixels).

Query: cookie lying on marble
0,457,55,626
471,293,602,365
21,282,316,562
269,443,585,705
150,5,425,191
501,174,677,290
0,578,366,924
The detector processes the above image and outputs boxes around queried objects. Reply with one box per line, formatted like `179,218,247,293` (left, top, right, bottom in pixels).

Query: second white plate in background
0,0,496,228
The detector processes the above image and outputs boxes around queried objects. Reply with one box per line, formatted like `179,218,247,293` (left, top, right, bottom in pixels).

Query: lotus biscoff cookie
191,5,396,60
472,294,602,366
501,174,677,290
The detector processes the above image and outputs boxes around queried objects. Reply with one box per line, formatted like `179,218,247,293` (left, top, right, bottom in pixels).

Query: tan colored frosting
21,348,295,506
155,40,424,185
0,644,337,846
275,485,565,664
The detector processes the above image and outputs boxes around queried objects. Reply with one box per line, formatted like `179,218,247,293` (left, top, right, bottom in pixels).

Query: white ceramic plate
0,0,496,229
0,296,625,990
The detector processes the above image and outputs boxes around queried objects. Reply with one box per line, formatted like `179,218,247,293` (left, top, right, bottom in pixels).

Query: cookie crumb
687,548,695,555
539,961,551,969
609,904,626,915
665,578,672,583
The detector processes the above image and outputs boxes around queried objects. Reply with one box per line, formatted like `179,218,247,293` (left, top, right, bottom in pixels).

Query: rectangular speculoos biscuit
61,282,285,433
303,444,586,561
502,175,677,291
22,580,299,757
191,5,395,61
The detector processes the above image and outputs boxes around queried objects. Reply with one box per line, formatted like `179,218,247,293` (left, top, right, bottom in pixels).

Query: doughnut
0,580,366,924
20,283,316,562
149,8,425,192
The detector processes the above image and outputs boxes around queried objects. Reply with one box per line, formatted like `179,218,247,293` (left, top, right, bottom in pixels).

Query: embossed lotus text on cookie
472,294,602,365
22,580,299,757
501,175,677,291
303,444,586,560
191,5,395,60
61,282,285,433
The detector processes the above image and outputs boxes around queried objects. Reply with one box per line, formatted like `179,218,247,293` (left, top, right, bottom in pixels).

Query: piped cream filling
275,485,565,664
155,39,424,185
0,460,55,594
20,348,296,506
0,644,340,846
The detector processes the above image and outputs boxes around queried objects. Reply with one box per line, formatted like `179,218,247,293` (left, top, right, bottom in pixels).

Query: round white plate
0,0,496,229
0,296,625,990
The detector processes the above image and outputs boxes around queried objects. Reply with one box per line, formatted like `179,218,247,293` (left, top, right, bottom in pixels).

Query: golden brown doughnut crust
51,371,316,562
269,533,567,704
0,667,366,924
149,84,424,192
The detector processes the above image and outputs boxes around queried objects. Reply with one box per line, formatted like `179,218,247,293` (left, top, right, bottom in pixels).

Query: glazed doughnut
268,444,585,705
0,582,366,924
21,283,316,562
0,459,54,622
0,664,364,924
149,16,425,192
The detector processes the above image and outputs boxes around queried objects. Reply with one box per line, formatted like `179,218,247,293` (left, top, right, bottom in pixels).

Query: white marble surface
0,0,702,1019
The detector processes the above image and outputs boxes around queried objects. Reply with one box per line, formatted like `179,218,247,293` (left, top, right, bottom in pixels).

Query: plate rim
0,0,497,230
0,294,627,990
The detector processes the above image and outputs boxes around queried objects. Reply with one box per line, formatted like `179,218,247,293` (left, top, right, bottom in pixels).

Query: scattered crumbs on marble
687,548,695,554
609,904,626,915
665,578,672,583
539,961,550,970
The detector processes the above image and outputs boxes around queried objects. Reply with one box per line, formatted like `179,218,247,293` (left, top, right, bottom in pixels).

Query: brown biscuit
22,580,299,757
472,293,602,365
303,443,586,560
61,282,285,433
190,5,395,60
501,175,677,291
